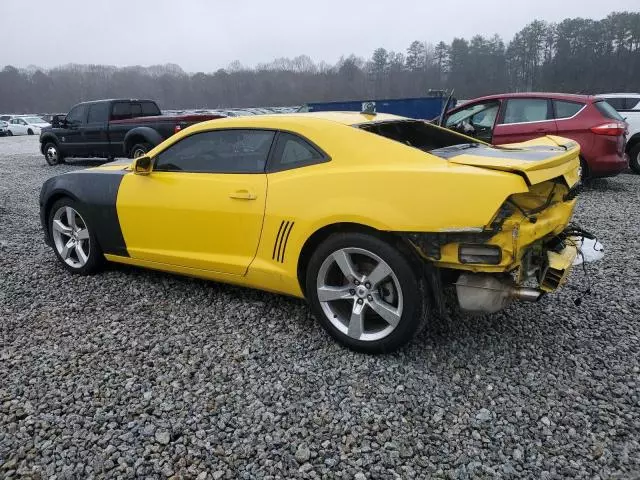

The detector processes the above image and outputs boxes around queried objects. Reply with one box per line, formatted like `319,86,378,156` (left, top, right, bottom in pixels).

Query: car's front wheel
49,198,103,274
306,232,428,353
44,142,64,166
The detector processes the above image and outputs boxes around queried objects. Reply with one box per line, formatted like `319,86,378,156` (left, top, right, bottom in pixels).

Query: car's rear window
358,120,476,153
594,101,624,121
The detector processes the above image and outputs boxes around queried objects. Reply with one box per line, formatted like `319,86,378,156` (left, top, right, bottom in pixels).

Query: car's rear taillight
590,123,626,136
174,124,182,134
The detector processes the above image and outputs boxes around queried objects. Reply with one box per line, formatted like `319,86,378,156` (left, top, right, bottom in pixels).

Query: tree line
1,11,639,113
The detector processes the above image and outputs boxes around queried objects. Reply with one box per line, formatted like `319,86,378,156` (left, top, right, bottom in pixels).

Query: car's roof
194,111,407,128
596,93,640,98
459,92,594,104
75,98,158,105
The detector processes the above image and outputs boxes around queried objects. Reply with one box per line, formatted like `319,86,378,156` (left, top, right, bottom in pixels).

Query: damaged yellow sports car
40,112,593,353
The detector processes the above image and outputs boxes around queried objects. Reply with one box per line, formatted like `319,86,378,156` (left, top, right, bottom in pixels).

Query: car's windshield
23,117,46,124
358,120,479,154
446,104,492,126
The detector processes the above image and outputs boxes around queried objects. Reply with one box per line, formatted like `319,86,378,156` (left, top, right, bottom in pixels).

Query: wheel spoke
65,207,77,229
76,228,89,240
317,285,353,302
61,239,74,259
52,219,72,237
75,244,88,264
369,297,401,327
332,250,359,281
367,261,392,287
347,301,366,339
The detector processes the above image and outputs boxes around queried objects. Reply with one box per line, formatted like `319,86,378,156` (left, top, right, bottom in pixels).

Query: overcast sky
1,0,635,72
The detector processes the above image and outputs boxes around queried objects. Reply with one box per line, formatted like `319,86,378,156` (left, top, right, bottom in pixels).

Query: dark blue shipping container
303,96,456,120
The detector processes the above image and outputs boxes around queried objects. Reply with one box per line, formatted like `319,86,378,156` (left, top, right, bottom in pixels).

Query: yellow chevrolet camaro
40,112,589,353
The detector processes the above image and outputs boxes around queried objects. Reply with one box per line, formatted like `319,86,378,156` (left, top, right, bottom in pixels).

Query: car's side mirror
133,156,152,175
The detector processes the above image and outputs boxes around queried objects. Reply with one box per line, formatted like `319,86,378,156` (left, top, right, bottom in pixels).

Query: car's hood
433,136,581,187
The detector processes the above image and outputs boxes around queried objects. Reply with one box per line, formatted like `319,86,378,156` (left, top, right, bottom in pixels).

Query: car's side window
66,105,88,125
268,132,327,172
87,103,110,124
154,129,275,173
130,103,142,117
500,98,551,124
553,100,585,119
111,102,132,121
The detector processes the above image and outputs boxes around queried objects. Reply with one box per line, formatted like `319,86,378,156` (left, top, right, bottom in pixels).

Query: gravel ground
1,135,639,479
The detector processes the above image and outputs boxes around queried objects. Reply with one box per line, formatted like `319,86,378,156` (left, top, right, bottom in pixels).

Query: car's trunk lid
432,136,581,186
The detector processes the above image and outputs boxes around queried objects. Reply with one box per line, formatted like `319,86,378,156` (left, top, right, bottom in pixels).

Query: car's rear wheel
49,198,103,274
629,143,640,174
27,129,34,135
44,142,64,166
129,142,152,159
305,232,427,353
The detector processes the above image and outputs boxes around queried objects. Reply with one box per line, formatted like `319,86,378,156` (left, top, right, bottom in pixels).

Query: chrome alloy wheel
316,247,403,342
132,147,146,158
46,145,58,164
51,206,91,268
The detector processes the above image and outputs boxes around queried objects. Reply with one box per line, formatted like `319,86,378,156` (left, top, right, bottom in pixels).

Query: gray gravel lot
1,135,639,479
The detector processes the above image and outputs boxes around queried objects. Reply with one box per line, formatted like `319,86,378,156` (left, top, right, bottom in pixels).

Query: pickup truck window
141,101,161,116
66,105,88,124
111,102,132,121
87,103,110,123
111,101,161,120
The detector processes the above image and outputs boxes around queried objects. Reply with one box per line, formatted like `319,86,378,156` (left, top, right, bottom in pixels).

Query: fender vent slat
272,220,294,263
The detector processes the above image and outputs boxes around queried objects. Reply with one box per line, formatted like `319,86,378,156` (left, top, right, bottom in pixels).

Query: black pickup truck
39,99,222,165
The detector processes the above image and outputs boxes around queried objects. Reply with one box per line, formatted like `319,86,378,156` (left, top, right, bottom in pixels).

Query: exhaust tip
456,273,543,313
510,287,542,302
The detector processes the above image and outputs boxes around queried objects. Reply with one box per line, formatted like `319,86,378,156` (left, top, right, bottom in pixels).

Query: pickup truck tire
129,142,152,159
44,142,64,166
629,143,640,174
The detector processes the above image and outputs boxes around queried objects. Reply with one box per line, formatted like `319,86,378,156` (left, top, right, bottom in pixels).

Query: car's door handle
535,127,549,133
229,190,257,200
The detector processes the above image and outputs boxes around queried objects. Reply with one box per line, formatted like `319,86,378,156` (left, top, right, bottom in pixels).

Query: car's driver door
116,129,275,275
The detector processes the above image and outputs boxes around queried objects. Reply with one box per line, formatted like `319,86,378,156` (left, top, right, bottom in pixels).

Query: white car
596,93,640,173
6,116,51,136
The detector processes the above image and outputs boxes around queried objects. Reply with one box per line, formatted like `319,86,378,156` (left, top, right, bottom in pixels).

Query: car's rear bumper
587,152,628,178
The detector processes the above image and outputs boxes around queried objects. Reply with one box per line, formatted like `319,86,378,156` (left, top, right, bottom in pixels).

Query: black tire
7,130,12,136
43,142,64,166
27,129,34,135
580,157,590,182
129,142,152,159
305,232,428,353
48,198,104,275
629,143,640,174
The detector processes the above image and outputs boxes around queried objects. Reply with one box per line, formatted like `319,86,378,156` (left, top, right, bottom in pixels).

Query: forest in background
1,11,639,113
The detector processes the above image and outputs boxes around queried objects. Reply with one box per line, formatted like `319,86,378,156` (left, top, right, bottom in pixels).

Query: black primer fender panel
40,169,129,257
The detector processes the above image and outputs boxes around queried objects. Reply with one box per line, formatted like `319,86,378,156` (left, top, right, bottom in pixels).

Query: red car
442,93,628,178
